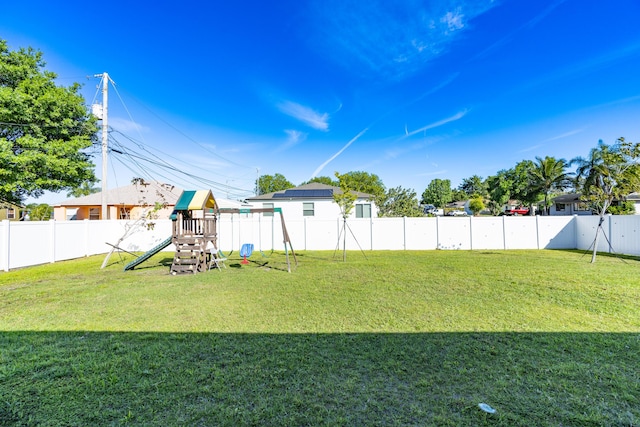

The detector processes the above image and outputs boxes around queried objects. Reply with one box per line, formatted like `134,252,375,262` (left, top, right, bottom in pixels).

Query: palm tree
571,140,624,215
530,156,572,215
571,138,640,262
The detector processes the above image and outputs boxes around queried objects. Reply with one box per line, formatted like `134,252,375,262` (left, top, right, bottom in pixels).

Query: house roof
247,182,373,201
552,192,640,203
55,182,246,209
552,194,581,203
55,181,182,207
0,200,24,209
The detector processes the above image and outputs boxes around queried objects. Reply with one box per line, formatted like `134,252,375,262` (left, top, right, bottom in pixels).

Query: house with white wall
245,182,378,221
550,193,640,216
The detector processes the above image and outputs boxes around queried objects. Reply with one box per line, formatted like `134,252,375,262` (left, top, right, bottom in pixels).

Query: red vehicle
505,207,529,216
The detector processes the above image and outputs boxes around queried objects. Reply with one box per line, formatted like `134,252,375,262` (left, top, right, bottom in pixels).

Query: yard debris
478,403,496,414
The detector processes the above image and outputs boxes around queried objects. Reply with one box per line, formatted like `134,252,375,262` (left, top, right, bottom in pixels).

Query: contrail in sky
310,127,369,178
403,110,468,138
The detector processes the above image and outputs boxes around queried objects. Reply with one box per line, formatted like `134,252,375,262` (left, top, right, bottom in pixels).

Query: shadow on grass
1,332,638,426
555,249,640,262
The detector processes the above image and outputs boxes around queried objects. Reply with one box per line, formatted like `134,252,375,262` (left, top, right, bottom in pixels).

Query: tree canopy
468,196,485,216
0,40,98,203
256,173,293,195
485,170,512,215
333,172,358,218
337,171,386,205
458,175,486,198
507,160,542,212
572,138,640,216
299,176,339,187
378,186,424,217
571,138,640,262
421,179,452,208
530,156,572,215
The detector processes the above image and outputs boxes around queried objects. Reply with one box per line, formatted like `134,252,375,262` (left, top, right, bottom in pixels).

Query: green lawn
1,250,639,426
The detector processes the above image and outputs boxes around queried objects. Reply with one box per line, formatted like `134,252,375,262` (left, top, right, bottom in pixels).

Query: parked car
423,204,436,214
504,207,529,216
446,210,467,216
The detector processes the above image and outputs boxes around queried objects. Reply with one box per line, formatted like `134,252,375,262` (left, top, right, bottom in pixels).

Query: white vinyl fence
1,215,639,271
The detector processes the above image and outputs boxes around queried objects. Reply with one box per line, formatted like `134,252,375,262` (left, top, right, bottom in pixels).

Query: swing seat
240,244,254,258
240,243,254,264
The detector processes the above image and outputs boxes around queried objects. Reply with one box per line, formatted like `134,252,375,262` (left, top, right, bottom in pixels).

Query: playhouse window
303,202,314,217
263,203,274,217
7,208,15,219
556,203,565,212
356,204,371,218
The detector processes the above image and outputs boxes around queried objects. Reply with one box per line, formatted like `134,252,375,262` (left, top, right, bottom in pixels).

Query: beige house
0,200,26,221
53,181,182,220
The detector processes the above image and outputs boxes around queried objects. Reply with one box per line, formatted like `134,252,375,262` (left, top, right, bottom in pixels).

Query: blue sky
2,0,640,203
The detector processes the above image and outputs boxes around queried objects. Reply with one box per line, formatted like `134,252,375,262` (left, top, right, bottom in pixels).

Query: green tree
67,181,100,198
378,186,424,217
606,200,636,215
421,179,452,208
25,203,52,221
0,40,98,204
333,172,359,261
450,188,468,202
486,170,513,215
458,175,487,198
335,171,386,207
468,197,485,216
508,160,542,214
572,138,640,262
530,156,572,215
299,176,339,187
256,173,293,195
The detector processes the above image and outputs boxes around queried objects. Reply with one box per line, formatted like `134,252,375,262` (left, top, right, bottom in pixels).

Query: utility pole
95,72,109,220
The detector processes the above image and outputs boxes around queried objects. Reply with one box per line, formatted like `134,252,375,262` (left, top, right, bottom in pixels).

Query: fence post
49,219,56,263
608,215,613,253
502,215,507,250
370,216,373,250
535,215,540,250
435,215,440,249
84,219,90,256
469,216,473,250
403,216,407,250
2,220,9,271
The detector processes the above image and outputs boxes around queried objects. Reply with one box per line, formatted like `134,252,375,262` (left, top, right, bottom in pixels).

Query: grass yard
0,249,639,426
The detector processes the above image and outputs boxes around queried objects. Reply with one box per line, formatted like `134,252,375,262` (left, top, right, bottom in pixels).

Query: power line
108,133,254,199
108,86,256,170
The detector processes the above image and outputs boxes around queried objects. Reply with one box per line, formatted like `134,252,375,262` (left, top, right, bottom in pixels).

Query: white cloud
310,1,498,80
277,101,329,131
285,129,306,143
441,10,465,33
277,129,307,152
109,117,151,133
